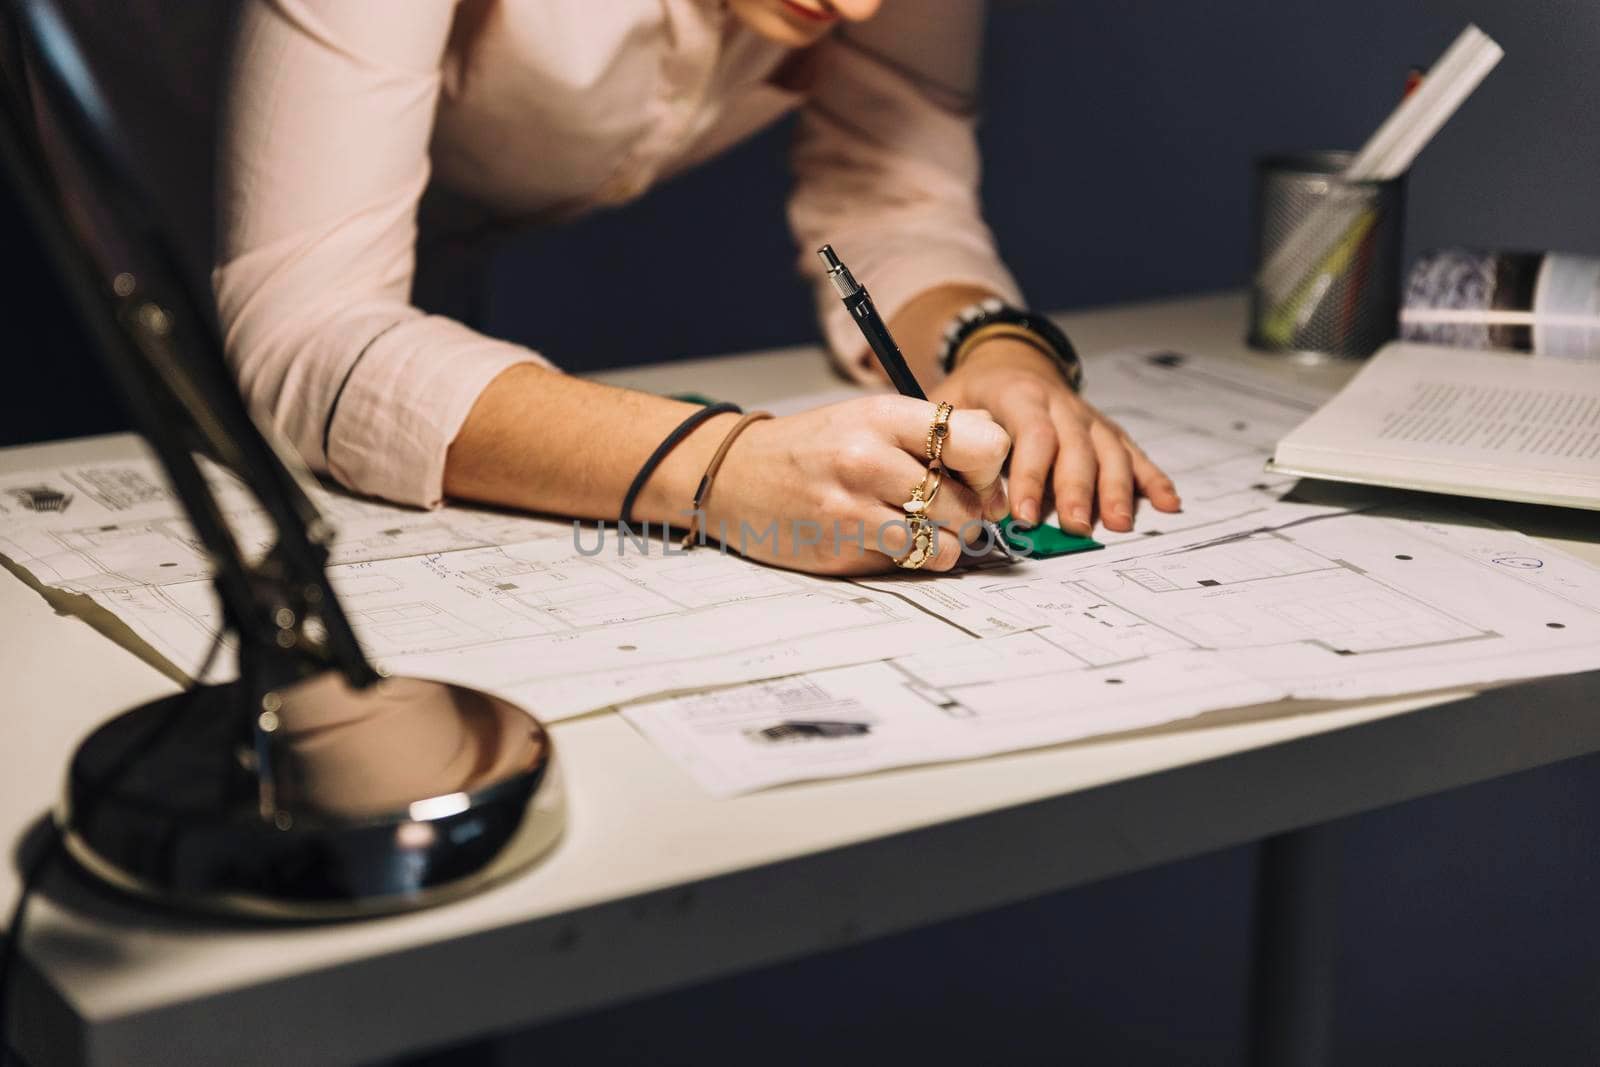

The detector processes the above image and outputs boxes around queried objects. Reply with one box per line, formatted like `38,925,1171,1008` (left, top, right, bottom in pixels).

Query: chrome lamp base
58,673,564,920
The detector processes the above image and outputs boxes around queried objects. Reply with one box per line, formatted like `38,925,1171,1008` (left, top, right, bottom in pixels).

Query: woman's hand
700,396,1011,575
936,338,1181,534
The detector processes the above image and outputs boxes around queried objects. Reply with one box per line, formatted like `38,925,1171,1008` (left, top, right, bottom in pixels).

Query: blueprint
326,540,963,719
0,457,567,670
620,352,1600,794
625,505,1600,794
0,458,966,717
5,350,1600,788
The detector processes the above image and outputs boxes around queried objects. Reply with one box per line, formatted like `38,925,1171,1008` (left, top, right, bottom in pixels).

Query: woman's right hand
696,396,1012,575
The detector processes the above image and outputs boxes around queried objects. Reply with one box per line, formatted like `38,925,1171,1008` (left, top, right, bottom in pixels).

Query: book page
1271,343,1600,506
1378,378,1600,460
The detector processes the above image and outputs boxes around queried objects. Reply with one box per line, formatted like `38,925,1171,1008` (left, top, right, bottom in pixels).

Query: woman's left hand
934,337,1182,535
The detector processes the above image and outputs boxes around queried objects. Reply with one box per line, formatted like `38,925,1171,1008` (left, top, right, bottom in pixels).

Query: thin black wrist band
620,401,742,527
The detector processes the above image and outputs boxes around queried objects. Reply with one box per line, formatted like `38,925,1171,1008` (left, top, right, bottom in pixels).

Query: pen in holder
1248,151,1406,361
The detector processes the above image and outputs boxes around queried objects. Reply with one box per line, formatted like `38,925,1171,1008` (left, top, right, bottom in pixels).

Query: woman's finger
999,408,1058,527
878,398,1011,519
862,505,965,573
1124,434,1182,512
1095,414,1180,513
873,450,986,542
1047,406,1098,535
1090,420,1135,531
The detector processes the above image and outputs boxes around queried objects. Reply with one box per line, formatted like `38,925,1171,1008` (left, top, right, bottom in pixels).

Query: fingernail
1069,506,1092,531
1110,508,1132,527
1020,499,1039,524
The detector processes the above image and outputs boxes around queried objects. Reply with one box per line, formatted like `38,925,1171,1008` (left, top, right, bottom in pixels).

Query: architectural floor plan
621,352,1600,794
0,459,966,716
4,350,1599,792
625,504,1600,794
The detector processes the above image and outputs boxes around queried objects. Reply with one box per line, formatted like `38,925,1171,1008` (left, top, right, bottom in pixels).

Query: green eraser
669,392,721,406
998,516,1102,559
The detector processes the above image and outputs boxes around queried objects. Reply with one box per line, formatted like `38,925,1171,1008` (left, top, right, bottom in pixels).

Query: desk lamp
0,0,564,918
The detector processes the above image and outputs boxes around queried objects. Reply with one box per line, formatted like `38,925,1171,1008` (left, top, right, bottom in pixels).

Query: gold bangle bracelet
949,322,1060,372
680,411,773,549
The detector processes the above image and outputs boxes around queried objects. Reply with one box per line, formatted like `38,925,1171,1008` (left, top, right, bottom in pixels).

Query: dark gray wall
484,0,1600,369
984,0,1600,311
12,1,1596,385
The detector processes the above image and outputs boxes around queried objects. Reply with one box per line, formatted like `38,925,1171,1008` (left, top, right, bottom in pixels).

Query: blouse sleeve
213,0,551,509
786,1,1024,382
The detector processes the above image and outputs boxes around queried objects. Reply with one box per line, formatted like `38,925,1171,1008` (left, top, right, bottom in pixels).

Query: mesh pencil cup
1248,151,1406,361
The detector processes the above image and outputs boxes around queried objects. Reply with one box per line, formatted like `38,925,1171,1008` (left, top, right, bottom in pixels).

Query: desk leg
1249,825,1343,1067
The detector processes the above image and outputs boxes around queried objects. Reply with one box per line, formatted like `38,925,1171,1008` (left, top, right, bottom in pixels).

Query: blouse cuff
325,317,551,508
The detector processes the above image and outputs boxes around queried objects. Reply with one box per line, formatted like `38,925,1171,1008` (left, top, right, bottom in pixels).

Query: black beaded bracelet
619,401,742,527
938,299,1083,392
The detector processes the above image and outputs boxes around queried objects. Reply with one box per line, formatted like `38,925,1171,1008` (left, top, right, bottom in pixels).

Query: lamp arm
2,0,376,688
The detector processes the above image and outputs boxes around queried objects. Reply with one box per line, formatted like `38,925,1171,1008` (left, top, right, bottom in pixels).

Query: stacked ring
896,466,944,570
898,405,956,570
903,466,942,515
925,401,953,464
895,514,936,570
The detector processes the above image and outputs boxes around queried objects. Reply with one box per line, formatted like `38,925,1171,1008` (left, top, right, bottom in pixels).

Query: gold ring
925,401,953,463
895,515,936,570
902,467,943,515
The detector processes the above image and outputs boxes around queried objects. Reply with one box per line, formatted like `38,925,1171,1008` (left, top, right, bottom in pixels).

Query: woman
214,0,1180,575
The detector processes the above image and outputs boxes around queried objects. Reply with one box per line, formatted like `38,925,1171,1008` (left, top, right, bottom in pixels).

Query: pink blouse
214,0,1022,508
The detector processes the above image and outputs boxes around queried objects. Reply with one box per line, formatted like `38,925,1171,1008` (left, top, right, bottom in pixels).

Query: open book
1267,342,1600,510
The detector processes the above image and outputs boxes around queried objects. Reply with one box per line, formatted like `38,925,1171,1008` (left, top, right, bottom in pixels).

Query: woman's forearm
445,285,1001,525
443,364,739,525
444,363,1014,576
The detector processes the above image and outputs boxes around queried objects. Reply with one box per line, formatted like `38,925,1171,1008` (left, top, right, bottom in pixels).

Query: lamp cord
0,628,227,1065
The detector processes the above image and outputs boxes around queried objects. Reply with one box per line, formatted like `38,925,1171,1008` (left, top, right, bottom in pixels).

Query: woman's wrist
938,303,1083,394
942,336,1062,396
629,409,744,528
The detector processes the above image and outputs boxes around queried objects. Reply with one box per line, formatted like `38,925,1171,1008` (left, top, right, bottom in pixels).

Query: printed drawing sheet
0,456,967,719
621,350,1600,795
4,349,1600,793
626,503,1600,794
0,458,567,667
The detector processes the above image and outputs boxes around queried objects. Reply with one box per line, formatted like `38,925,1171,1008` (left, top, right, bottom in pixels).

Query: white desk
4,292,1599,1066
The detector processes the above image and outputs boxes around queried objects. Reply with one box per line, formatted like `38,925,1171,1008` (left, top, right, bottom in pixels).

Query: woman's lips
777,0,838,24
